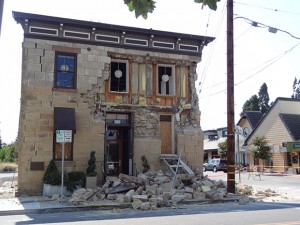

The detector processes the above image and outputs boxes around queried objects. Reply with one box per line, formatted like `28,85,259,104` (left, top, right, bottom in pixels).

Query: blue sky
0,0,300,143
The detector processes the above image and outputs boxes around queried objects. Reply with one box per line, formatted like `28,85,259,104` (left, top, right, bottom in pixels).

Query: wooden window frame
54,52,77,90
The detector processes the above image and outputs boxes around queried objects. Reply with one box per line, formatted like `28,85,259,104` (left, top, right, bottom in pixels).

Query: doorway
160,115,173,154
104,113,132,177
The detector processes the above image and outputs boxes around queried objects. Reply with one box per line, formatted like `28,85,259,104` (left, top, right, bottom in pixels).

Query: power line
234,1,300,16
235,43,300,85
234,15,300,40
199,42,300,98
198,0,226,95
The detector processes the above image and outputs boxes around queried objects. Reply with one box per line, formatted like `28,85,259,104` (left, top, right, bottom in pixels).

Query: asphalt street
1,201,300,225
205,171,300,202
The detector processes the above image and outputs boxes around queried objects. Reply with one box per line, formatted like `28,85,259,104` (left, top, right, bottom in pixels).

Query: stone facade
14,12,214,195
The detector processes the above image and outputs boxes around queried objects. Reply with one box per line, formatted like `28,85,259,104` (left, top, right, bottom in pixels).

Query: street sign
56,130,72,143
56,130,65,143
64,130,72,142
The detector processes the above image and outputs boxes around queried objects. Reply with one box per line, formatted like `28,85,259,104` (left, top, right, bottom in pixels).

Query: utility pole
227,0,235,193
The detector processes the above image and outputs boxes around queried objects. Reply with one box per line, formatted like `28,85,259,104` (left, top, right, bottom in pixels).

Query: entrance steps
160,154,194,180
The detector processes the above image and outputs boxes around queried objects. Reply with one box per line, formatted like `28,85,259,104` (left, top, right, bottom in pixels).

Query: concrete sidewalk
0,172,299,216
0,195,132,216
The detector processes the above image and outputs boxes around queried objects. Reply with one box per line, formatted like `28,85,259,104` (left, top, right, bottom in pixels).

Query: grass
0,162,18,172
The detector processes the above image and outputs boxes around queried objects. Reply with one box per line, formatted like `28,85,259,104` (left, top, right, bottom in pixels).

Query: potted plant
86,151,97,189
42,159,70,197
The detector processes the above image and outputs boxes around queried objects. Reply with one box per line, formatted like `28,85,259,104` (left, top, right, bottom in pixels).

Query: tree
240,95,259,116
0,141,18,162
258,83,270,114
240,83,270,116
123,0,220,19
291,77,300,99
0,134,2,149
218,140,227,159
251,136,272,171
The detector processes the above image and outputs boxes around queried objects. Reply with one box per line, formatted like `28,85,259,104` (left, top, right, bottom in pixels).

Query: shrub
67,171,86,190
43,159,61,186
86,151,97,177
2,166,16,172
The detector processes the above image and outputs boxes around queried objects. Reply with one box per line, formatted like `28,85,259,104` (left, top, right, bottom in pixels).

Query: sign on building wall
287,141,300,152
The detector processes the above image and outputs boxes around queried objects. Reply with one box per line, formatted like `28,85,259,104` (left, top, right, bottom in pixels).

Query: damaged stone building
13,11,214,194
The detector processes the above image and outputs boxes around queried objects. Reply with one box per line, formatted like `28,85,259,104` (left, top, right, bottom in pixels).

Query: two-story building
13,11,214,194
203,127,227,162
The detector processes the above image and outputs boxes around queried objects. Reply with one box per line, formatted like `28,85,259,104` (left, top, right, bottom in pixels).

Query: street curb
0,197,262,216
0,203,132,216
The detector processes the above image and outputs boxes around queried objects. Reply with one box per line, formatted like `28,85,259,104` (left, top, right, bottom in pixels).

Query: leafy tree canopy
240,83,270,116
218,140,227,159
251,136,272,161
258,83,270,114
0,140,18,162
291,77,300,99
123,0,220,19
240,95,259,117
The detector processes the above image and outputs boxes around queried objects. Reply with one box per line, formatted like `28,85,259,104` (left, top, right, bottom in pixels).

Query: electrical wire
234,1,300,16
199,42,300,98
198,0,226,95
234,15,300,40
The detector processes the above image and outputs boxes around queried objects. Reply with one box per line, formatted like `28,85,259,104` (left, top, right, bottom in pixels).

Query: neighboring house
244,97,300,173
203,127,227,161
236,111,263,166
13,12,214,194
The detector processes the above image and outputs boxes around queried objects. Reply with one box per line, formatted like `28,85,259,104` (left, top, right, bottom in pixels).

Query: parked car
203,159,227,173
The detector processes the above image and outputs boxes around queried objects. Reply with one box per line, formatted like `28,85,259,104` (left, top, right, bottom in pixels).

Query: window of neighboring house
208,134,218,140
110,61,128,92
53,133,74,161
54,52,77,89
157,65,175,96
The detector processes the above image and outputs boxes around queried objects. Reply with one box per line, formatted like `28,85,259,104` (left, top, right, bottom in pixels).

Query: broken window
178,66,187,98
157,65,175,96
131,63,153,97
110,61,128,92
54,52,77,89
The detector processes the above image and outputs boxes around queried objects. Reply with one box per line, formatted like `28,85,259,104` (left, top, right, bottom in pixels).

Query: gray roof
243,111,263,129
280,113,300,141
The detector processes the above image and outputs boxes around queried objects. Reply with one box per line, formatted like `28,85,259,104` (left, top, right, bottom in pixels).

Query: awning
54,107,76,132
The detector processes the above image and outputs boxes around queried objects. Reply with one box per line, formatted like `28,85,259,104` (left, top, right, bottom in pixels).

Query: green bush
67,171,86,191
2,166,16,172
86,151,97,177
43,159,61,186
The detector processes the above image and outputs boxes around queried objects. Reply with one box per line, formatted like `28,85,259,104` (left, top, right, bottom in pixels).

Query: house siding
246,100,300,173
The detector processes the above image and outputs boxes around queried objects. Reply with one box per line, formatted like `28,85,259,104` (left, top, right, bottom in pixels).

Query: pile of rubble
66,170,279,210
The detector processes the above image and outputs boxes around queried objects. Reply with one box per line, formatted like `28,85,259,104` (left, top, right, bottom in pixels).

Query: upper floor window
110,61,128,93
157,65,175,96
54,52,77,89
